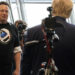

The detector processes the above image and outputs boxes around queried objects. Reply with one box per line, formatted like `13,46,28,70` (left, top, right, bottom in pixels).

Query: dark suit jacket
21,25,48,75
21,16,75,75
53,16,75,75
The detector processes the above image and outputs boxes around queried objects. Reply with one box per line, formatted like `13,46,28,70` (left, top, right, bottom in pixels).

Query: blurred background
1,0,75,28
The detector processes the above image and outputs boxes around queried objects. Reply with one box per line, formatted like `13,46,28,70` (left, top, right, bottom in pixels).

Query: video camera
17,22,27,40
42,7,62,48
18,22,26,34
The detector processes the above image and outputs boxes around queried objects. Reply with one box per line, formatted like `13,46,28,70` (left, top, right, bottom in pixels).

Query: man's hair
0,1,9,7
52,0,73,18
15,20,27,25
15,20,27,27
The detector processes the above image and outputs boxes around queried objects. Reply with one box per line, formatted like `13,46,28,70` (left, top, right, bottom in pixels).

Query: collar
53,16,66,21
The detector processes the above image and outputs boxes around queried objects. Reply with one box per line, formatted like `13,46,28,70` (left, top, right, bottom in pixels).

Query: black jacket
22,16,75,75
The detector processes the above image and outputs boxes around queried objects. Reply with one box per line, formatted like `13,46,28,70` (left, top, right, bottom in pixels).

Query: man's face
0,4,8,24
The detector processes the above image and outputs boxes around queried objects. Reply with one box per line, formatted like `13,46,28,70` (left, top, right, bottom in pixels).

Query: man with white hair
22,0,75,75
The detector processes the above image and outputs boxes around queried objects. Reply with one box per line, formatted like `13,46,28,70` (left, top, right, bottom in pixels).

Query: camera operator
21,0,75,75
14,20,27,75
15,20,27,51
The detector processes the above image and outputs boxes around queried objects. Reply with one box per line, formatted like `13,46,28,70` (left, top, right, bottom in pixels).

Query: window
24,0,52,2
6,0,75,28
23,4,51,28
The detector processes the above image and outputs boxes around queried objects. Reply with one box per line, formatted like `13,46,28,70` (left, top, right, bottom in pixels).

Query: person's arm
13,46,22,75
11,24,22,75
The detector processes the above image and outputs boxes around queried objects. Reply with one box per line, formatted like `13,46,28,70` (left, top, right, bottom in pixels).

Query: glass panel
7,2,75,27
8,3,19,23
23,4,51,28
0,0,16,2
23,0,75,2
70,4,75,24
24,0,52,2
10,0,16,2
0,0,6,1
11,4,19,21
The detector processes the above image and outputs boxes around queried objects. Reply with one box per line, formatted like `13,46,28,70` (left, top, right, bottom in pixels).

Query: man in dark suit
21,0,75,75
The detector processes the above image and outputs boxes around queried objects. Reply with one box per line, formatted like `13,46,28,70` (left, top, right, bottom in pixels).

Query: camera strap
41,25,52,64
41,25,58,74
41,25,51,53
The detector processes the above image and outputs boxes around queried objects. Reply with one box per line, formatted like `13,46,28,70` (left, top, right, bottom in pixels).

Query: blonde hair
52,0,73,18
